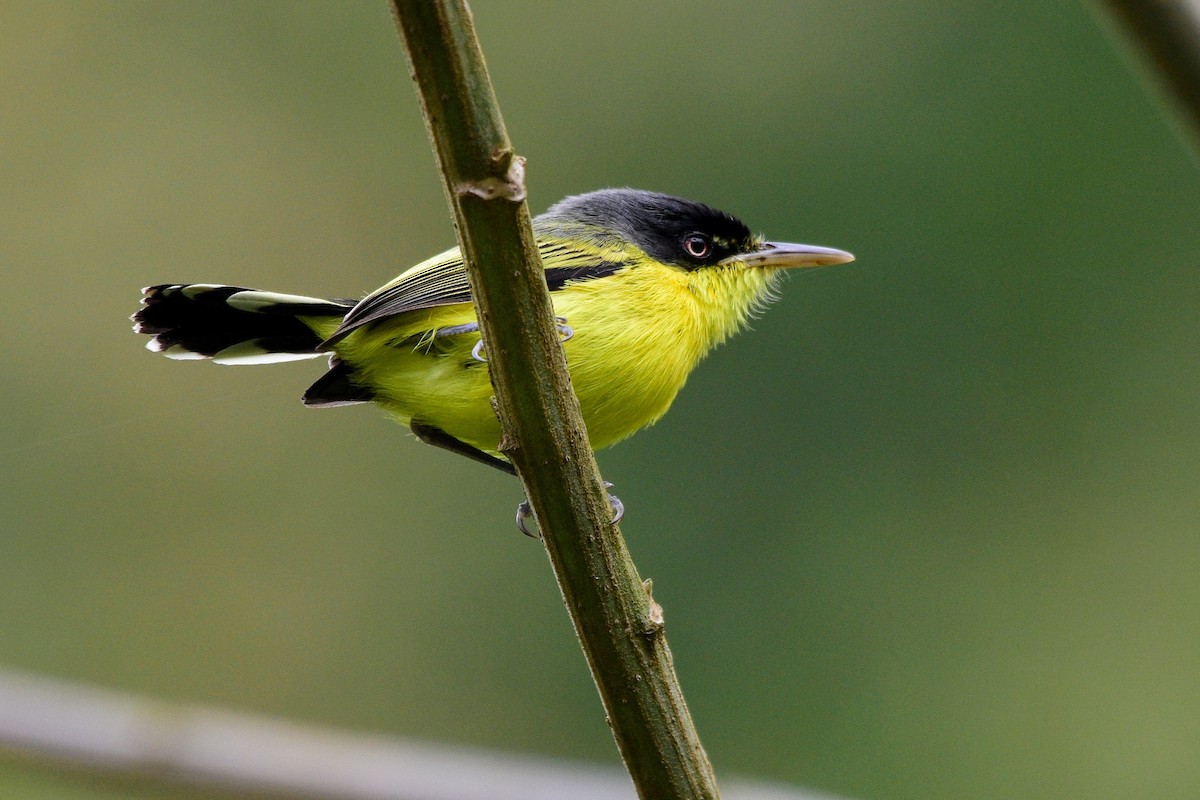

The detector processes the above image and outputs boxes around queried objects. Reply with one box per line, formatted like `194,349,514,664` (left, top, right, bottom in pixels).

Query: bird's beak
721,241,855,269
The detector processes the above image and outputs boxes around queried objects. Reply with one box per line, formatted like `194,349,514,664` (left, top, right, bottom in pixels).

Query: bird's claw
516,499,537,538
554,316,575,343
603,481,624,524
473,316,573,363
514,481,623,537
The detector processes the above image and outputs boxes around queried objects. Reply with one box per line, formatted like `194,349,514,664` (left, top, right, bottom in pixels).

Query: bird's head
540,188,854,273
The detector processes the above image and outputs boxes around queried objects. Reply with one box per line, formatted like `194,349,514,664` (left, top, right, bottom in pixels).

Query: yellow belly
331,263,771,456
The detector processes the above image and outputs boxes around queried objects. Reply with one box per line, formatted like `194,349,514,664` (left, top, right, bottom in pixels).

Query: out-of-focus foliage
1,3,1197,799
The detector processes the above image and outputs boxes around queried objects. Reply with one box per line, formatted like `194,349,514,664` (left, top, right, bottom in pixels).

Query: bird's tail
132,284,354,365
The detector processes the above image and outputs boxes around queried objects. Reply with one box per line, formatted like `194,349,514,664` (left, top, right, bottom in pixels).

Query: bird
133,188,853,486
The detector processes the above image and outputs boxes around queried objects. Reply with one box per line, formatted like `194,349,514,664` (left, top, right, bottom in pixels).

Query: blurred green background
3,2,1199,799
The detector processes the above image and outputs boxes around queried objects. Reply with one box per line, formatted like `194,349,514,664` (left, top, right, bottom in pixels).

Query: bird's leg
406,421,615,538
409,421,516,475
515,482,624,538
432,322,481,338
420,317,601,536
469,317,574,363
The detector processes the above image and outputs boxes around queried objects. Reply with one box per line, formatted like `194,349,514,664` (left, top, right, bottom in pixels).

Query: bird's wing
323,239,628,345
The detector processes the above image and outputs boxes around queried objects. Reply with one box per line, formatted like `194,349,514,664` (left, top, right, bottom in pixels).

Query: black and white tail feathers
132,284,354,365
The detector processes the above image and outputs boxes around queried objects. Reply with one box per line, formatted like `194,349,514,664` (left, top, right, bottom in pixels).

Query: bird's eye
682,234,712,260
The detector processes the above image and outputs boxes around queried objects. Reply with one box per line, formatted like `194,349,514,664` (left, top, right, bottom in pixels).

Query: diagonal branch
388,2,720,798
1097,0,1200,159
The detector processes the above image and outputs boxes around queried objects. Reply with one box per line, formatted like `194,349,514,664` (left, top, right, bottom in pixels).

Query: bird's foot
515,481,623,538
554,316,575,343
515,499,536,537
472,317,573,364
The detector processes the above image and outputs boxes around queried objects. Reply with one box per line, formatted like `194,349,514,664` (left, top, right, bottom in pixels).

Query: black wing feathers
324,250,628,346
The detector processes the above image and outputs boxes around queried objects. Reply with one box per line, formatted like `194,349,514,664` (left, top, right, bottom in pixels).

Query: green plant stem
388,2,720,798
1098,0,1200,159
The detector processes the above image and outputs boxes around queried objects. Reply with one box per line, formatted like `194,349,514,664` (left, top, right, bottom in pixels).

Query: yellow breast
336,259,778,456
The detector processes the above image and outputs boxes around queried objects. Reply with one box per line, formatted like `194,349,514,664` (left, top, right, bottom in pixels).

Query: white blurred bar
0,668,847,800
